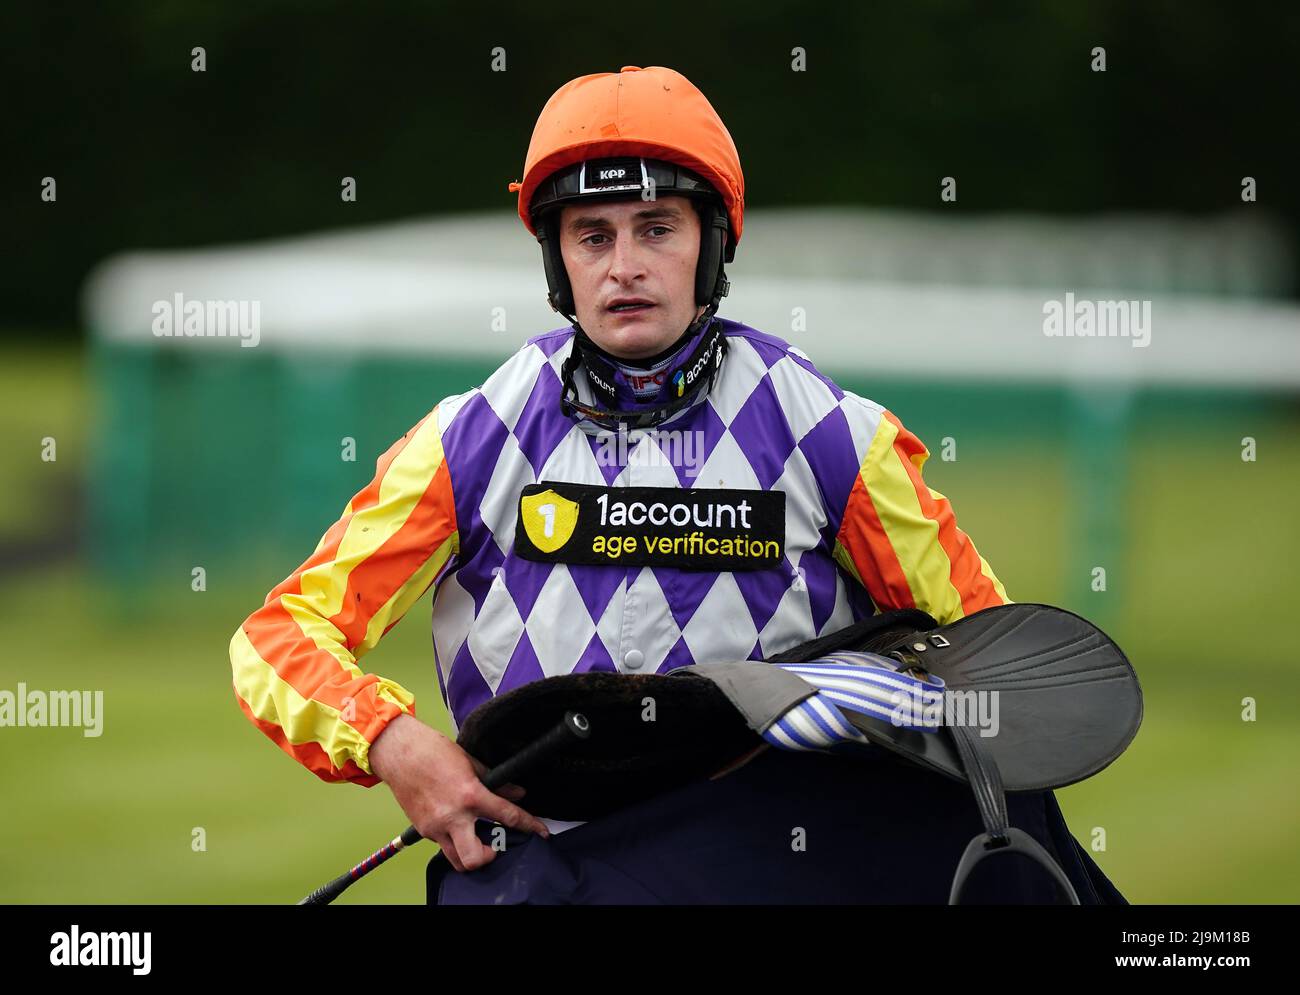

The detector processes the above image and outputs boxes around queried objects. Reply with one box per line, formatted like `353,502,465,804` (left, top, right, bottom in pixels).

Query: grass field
1,345,1297,903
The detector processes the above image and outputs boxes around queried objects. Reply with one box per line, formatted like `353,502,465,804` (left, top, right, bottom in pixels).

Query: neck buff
559,314,728,431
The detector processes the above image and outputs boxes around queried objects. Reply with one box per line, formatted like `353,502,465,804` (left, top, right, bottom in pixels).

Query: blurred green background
3,2,1297,904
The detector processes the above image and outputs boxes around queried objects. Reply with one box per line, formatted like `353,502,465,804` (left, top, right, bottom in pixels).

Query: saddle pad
455,670,759,821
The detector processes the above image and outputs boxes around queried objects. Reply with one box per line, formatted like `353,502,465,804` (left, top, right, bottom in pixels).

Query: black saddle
455,603,1143,904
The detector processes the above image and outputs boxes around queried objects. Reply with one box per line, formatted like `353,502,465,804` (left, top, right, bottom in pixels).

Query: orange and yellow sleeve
833,408,1008,625
229,406,458,785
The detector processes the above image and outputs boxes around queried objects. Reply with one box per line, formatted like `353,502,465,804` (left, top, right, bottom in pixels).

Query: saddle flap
855,603,1144,791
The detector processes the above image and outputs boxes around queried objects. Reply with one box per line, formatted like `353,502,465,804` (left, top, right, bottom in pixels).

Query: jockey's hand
369,713,550,872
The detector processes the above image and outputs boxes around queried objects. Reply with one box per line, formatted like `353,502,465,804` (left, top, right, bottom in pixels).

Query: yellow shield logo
520,489,580,553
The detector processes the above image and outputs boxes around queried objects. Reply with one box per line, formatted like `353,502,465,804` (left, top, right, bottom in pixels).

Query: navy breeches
430,746,1126,905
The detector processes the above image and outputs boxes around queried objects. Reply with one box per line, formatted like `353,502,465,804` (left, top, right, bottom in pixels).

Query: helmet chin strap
559,295,728,431
572,301,712,369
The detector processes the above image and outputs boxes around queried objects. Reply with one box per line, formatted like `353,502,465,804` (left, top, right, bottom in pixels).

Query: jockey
230,66,1034,903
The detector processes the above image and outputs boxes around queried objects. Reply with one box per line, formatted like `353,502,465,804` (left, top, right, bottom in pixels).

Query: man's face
558,195,707,360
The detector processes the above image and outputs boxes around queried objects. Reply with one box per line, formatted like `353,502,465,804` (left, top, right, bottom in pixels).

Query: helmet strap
558,311,728,431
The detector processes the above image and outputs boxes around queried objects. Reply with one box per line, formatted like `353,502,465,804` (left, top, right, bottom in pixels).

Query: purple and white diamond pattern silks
430,317,889,734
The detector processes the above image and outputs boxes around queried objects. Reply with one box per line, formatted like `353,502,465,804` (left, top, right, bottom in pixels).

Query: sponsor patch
515,482,785,570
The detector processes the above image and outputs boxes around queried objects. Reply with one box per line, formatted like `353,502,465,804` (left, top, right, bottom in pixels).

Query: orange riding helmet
508,66,745,318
